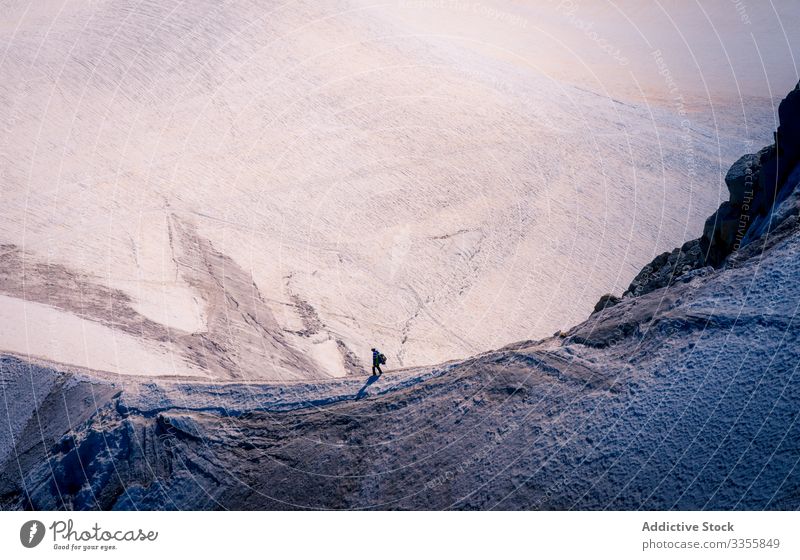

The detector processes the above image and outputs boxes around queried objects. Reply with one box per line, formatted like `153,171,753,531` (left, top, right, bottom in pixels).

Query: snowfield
1,0,800,511
1,175,798,508
1,0,798,379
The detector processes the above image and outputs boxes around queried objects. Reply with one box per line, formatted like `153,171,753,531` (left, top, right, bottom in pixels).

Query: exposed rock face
701,81,800,265
702,142,781,265
778,83,800,173
622,239,706,298
592,294,621,313
593,80,800,313
724,146,771,206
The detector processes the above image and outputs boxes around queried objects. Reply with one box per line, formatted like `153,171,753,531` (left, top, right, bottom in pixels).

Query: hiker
371,348,386,376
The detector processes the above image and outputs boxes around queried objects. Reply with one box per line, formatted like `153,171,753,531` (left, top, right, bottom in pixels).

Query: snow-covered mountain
2,1,798,379
2,79,799,511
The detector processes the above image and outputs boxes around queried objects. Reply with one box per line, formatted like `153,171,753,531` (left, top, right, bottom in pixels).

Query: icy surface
0,295,207,377
1,196,798,508
1,1,797,378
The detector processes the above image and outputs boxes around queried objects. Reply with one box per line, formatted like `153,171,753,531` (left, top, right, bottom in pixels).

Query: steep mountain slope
2,82,799,509
2,0,797,378
2,214,798,509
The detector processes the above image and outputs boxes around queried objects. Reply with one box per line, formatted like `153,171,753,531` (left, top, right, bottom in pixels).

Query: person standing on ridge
371,348,386,376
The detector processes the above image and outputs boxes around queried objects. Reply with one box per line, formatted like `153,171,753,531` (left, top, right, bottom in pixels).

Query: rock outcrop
704,81,800,264
594,81,800,311
592,293,622,313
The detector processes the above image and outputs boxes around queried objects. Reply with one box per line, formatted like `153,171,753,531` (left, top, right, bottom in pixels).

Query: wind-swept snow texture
1,1,798,378
2,2,800,511
2,203,799,509
3,124,800,508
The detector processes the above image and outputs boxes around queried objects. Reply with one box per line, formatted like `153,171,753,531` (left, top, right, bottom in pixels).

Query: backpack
379,353,387,365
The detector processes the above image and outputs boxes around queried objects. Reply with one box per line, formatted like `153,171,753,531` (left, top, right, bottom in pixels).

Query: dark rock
593,294,621,314
694,81,800,269
725,152,760,205
623,239,705,297
777,82,800,167
589,83,800,335
702,202,743,266
757,150,780,213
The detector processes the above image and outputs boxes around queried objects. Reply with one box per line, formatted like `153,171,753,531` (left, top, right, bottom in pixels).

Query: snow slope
1,0,798,378
1,78,800,510
2,192,798,508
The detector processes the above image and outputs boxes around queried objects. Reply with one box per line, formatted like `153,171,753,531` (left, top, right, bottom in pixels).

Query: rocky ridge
595,81,800,311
